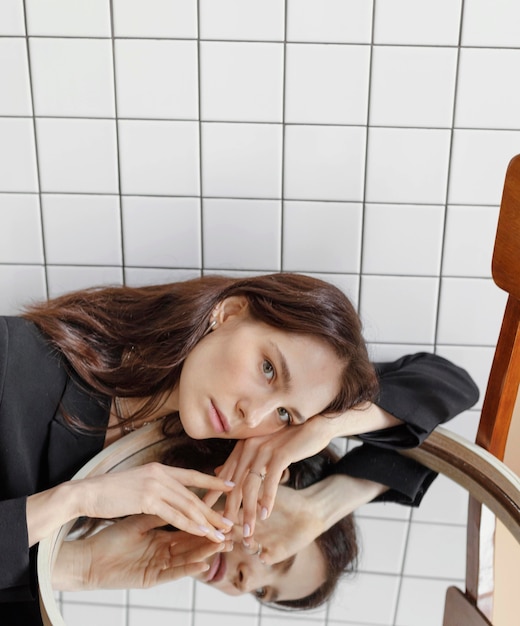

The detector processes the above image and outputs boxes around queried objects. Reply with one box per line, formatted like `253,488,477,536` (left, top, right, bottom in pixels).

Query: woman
0,273,376,620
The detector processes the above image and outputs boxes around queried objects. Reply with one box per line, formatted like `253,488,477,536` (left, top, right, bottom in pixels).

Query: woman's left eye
254,587,267,599
262,359,275,381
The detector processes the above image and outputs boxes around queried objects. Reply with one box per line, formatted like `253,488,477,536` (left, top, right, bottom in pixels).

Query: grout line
108,0,126,285
197,1,204,272
357,0,377,313
279,0,288,272
433,0,467,353
21,0,49,299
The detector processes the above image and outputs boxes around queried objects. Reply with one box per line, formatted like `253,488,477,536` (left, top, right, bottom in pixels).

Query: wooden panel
443,587,492,626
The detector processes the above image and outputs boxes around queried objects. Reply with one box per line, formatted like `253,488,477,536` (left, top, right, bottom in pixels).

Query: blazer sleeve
330,352,480,505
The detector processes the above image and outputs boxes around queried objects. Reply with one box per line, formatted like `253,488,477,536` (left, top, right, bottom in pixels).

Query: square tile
0,194,43,263
199,0,285,41
282,201,362,273
129,608,191,626
200,42,283,123
0,38,32,115
328,572,400,623
437,277,508,346
442,205,499,277
362,204,444,276
112,0,197,38
0,0,25,35
370,46,457,127
360,275,439,344
129,578,193,610
436,345,495,411
285,44,370,125
287,0,373,43
29,38,114,117
119,121,199,196
47,266,123,298
125,267,200,286
115,40,198,120
194,613,258,626
122,196,201,268
456,49,520,129
201,123,282,198
366,128,451,204
0,118,38,192
448,130,520,205
203,199,280,270
404,523,466,579
0,265,46,314
395,578,463,626
284,125,366,201
356,518,408,574
374,0,462,45
412,473,469,525
462,0,520,46
62,602,126,626
42,194,122,265
367,343,434,363
25,0,110,36
37,118,118,193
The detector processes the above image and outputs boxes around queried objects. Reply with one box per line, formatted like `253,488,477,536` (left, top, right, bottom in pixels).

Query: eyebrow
268,342,306,425
266,554,297,603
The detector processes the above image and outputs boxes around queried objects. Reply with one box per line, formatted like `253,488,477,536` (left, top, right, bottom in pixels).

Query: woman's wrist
52,540,91,591
26,481,81,547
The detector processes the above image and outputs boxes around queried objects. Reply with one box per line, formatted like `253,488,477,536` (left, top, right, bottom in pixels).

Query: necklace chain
113,397,162,435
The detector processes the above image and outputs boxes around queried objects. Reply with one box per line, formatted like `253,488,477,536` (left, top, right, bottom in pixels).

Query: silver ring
249,470,266,481
253,543,262,557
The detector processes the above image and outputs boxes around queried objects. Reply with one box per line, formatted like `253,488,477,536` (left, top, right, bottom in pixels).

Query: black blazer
0,317,479,623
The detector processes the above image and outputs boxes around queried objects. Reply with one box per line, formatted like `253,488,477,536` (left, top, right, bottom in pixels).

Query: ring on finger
249,469,266,482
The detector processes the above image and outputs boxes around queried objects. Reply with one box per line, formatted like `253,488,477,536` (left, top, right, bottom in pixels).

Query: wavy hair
24,273,378,430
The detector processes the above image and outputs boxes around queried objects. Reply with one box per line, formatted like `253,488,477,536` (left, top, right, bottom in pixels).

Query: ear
213,295,249,326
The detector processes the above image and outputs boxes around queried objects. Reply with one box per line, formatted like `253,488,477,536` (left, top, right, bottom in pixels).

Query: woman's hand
53,515,232,591
204,415,338,537
27,463,235,547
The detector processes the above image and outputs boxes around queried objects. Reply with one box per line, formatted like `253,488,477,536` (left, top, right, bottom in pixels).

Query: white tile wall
2,1,518,624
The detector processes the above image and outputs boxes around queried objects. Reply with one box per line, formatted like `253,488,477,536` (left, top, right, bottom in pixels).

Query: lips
209,401,229,434
206,552,227,583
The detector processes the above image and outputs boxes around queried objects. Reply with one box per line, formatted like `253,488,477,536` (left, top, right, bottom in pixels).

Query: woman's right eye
262,359,275,381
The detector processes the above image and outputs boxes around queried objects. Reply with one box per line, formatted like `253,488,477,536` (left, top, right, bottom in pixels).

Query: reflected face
195,528,326,603
175,297,342,440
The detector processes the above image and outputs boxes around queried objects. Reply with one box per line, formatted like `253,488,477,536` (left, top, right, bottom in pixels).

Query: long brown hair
24,273,378,428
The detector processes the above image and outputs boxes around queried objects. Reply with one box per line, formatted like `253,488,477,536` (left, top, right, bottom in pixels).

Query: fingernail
260,507,268,520
243,523,251,538
224,480,235,487
198,525,210,535
242,539,251,549
221,517,234,527
215,530,226,541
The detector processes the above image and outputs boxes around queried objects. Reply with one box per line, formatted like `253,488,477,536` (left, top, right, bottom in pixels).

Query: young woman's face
195,526,326,603
175,296,343,440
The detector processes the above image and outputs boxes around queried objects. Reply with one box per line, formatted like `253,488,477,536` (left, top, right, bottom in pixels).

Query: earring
203,319,217,336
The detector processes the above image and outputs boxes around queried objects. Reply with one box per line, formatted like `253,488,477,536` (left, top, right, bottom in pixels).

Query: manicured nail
215,530,226,541
243,523,251,538
198,525,210,535
221,517,234,527
260,507,268,520
224,480,235,487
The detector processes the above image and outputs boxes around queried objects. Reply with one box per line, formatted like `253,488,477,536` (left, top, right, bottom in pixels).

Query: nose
233,562,263,594
237,397,278,429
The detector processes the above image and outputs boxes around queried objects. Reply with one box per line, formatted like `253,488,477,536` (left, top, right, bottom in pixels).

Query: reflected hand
54,515,232,591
